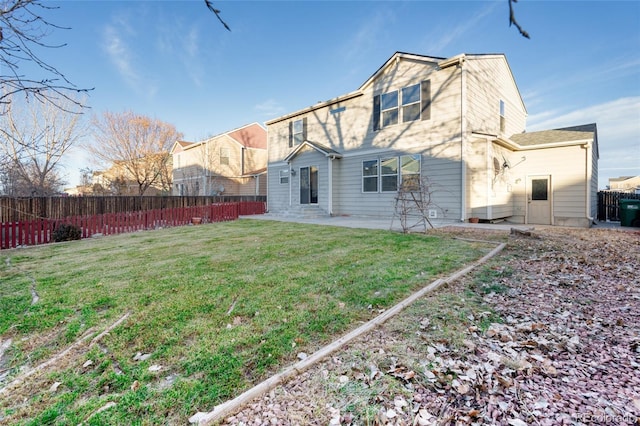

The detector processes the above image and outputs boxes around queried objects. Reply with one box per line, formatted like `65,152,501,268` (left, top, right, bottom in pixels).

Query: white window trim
380,157,399,192
279,169,289,184
362,159,379,193
292,119,304,145
362,155,422,193
380,84,423,129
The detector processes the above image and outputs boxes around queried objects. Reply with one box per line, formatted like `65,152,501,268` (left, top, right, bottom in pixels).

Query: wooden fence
597,191,640,221
0,195,266,223
1,201,266,250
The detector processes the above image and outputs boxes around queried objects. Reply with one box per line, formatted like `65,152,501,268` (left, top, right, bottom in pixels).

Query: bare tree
0,92,85,195
0,0,92,112
89,111,182,196
392,176,445,233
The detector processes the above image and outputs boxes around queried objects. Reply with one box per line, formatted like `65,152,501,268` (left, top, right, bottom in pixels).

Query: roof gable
227,122,267,149
284,140,343,163
359,51,445,91
169,140,193,154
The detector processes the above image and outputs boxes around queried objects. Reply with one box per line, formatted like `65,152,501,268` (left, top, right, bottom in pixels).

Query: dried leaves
223,228,640,425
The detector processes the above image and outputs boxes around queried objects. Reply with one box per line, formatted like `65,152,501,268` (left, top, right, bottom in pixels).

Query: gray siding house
265,52,598,227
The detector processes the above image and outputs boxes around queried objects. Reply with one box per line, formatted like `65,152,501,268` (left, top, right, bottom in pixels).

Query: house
89,158,172,196
608,176,640,193
265,52,598,227
170,123,267,197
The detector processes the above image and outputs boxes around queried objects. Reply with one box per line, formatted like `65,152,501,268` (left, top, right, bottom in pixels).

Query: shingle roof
510,123,597,147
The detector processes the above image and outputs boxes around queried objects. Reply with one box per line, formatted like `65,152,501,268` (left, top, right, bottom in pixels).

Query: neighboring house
265,52,598,227
608,176,640,193
170,123,267,197
90,158,172,196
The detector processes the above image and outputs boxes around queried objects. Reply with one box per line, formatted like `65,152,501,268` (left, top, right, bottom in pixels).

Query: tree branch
508,0,530,39
204,0,231,31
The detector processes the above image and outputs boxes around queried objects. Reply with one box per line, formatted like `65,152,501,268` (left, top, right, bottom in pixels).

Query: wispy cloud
102,11,158,97
103,23,138,85
255,99,287,119
340,7,390,63
423,2,499,54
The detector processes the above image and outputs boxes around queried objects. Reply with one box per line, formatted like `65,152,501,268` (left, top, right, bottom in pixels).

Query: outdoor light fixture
290,170,296,176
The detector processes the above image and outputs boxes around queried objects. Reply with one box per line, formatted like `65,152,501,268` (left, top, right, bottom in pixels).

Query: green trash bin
619,199,640,227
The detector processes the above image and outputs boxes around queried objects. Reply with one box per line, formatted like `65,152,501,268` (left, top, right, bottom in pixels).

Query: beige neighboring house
87,158,172,196
170,123,267,196
266,51,599,227
608,176,640,193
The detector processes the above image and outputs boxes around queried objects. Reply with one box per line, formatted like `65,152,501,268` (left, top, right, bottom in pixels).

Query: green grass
0,219,493,425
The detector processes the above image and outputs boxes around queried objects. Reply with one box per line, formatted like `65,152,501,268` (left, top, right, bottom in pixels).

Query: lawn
0,219,494,425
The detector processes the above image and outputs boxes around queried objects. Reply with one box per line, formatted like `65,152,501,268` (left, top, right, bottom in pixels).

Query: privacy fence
1,199,266,250
597,191,640,222
0,195,266,222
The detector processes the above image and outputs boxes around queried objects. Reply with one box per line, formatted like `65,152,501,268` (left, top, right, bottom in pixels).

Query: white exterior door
527,175,551,225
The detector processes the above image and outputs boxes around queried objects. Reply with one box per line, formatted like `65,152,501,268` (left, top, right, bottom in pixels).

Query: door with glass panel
527,175,551,225
299,166,318,204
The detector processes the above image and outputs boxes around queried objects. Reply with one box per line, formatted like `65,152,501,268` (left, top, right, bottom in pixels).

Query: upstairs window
381,91,398,127
401,84,421,122
499,99,506,133
289,117,307,147
374,80,431,130
220,147,230,165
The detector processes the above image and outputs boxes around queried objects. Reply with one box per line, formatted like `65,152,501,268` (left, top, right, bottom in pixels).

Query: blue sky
32,1,640,189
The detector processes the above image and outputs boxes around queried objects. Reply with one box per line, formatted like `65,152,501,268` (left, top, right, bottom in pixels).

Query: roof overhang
493,136,594,151
284,140,343,163
265,92,362,126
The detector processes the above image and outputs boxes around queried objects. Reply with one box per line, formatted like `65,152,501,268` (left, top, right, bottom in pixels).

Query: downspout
241,146,246,175
288,162,292,206
328,156,333,215
584,142,593,223
204,142,209,196
486,138,492,220
460,58,467,222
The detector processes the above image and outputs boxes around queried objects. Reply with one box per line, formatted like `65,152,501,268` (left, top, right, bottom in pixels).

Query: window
499,99,506,133
289,118,307,147
279,169,289,184
381,91,398,127
400,154,421,190
531,179,548,200
401,84,421,122
381,157,398,192
362,154,421,193
194,181,200,195
220,147,229,165
373,80,431,130
362,160,378,192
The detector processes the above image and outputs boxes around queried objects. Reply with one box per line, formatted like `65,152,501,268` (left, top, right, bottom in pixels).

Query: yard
221,226,640,425
0,220,494,425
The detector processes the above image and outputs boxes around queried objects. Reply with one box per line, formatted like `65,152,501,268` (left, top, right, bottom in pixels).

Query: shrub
52,223,82,242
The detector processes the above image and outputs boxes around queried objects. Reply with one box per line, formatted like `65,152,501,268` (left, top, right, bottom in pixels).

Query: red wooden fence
1,201,266,250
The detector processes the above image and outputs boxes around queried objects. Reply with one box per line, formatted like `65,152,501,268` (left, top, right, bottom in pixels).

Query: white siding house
265,52,599,227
